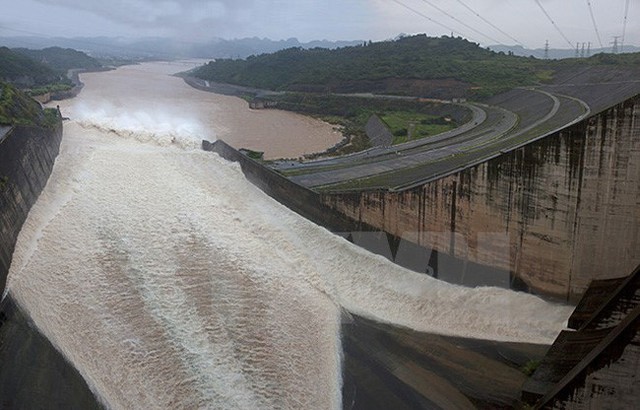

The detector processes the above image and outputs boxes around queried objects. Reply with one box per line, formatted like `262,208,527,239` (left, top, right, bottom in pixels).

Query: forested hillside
193,34,640,99
0,46,103,97
0,47,59,87
0,82,57,127
13,47,101,72
193,35,549,98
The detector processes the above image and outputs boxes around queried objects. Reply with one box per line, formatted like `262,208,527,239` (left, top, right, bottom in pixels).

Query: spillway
4,62,572,409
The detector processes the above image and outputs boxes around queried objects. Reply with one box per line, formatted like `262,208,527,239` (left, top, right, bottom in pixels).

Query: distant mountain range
487,44,640,59
3,34,637,61
0,36,363,60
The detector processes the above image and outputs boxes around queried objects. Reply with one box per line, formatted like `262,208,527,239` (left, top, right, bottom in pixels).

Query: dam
269,68,640,302
0,61,575,408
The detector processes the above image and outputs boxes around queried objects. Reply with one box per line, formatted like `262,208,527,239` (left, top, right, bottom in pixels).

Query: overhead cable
417,0,502,44
389,0,477,42
586,1,604,48
454,0,523,46
621,0,630,52
533,0,574,48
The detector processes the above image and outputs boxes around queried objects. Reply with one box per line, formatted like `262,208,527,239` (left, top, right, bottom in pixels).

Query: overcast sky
0,0,637,50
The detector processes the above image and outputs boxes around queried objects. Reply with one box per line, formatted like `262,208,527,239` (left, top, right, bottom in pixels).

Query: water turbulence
5,63,572,409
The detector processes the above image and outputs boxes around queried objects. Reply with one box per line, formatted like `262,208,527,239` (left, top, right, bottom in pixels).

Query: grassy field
380,111,457,144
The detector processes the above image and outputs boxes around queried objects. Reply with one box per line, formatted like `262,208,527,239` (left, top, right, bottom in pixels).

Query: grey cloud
34,0,255,33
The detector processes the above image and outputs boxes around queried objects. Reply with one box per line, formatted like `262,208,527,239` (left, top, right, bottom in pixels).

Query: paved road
289,104,516,187
285,89,590,190
273,102,487,171
186,77,593,191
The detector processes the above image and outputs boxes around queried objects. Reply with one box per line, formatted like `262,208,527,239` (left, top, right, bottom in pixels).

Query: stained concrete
321,95,640,300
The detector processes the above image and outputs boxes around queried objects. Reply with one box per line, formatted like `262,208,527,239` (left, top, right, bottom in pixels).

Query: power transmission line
611,36,620,53
586,1,604,48
544,40,549,59
454,0,523,46
621,0,630,52
533,0,574,48
416,0,502,44
389,0,477,42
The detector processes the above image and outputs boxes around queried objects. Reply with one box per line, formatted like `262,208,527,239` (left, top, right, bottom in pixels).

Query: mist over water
5,62,572,409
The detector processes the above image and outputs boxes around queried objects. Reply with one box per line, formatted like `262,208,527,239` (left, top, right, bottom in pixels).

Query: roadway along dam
1,62,573,408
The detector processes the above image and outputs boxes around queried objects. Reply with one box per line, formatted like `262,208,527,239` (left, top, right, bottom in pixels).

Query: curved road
272,102,488,171
285,89,590,190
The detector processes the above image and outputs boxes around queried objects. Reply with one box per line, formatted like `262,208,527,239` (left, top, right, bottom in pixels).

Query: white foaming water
74,101,209,150
5,63,572,409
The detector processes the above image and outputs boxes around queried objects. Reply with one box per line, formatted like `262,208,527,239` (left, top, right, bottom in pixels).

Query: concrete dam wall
0,124,63,293
0,121,103,408
320,95,640,301
202,140,442,272
203,139,367,233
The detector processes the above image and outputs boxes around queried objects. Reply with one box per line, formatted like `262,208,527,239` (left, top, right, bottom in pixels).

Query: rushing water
5,62,572,409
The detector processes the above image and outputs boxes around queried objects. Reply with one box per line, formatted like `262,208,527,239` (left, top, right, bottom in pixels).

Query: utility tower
611,36,620,53
580,42,586,58
544,40,549,59
575,42,580,58
587,42,591,57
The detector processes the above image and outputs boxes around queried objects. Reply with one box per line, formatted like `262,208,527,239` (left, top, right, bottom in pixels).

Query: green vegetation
520,359,541,377
193,34,640,101
258,92,466,155
379,112,456,144
534,70,554,83
1,46,101,98
240,148,264,160
13,47,101,73
194,35,550,98
25,83,74,97
0,176,9,191
0,47,59,87
0,82,59,128
577,51,640,66
0,47,75,99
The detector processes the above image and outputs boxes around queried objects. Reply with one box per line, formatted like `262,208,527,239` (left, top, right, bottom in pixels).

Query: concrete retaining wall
0,295,103,409
365,115,393,147
321,95,640,301
0,119,103,408
0,124,63,294
203,139,366,232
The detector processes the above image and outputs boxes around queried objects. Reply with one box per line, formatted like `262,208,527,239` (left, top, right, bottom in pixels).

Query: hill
13,47,101,73
192,35,553,98
0,81,57,127
192,35,640,100
0,46,105,98
0,47,59,87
